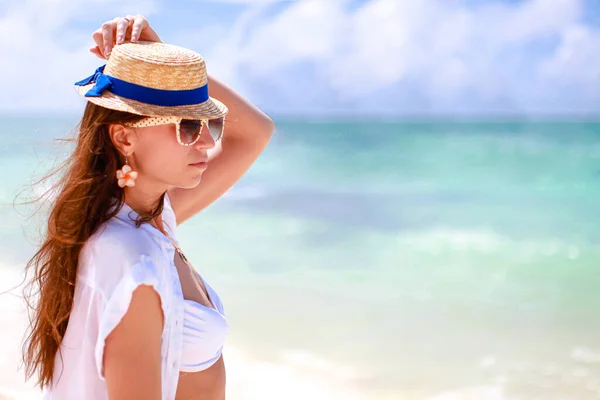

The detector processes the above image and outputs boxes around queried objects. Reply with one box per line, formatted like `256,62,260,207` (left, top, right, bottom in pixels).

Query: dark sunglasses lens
179,120,202,144
208,117,224,141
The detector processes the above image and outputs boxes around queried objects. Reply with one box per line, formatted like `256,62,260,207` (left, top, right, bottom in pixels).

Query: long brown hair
21,102,166,388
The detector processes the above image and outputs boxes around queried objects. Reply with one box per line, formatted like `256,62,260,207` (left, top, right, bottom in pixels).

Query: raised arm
167,73,275,224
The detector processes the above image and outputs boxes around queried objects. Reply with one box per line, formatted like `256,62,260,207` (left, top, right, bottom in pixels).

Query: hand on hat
89,14,163,60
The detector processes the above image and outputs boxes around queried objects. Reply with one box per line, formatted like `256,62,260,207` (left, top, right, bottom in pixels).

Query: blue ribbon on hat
74,64,209,107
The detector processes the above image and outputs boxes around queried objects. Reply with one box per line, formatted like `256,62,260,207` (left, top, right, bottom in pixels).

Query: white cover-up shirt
42,193,188,400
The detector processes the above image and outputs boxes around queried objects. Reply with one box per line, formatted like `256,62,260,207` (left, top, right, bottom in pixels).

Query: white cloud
241,1,346,73
203,0,599,115
0,0,598,115
540,25,600,90
204,0,282,3
0,0,160,113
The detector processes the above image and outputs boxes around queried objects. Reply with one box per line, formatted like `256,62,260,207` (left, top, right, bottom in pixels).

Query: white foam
397,227,508,253
572,346,600,364
427,385,509,400
397,227,583,260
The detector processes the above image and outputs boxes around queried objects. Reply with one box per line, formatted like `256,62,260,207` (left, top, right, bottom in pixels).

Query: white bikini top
149,193,229,373
180,270,228,372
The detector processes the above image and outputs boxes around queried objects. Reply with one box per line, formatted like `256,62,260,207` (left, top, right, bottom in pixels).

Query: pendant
178,249,189,265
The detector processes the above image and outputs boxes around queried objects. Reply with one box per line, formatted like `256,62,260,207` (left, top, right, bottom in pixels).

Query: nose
194,123,216,150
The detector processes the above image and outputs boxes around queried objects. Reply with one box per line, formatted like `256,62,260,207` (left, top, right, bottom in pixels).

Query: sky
0,0,599,117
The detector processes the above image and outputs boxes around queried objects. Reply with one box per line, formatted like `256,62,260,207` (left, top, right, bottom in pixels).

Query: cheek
135,130,183,175
133,126,202,187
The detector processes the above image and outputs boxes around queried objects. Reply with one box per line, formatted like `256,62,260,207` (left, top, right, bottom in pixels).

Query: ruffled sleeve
93,253,169,380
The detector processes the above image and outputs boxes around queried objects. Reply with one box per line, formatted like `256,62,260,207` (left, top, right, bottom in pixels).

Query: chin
178,177,203,189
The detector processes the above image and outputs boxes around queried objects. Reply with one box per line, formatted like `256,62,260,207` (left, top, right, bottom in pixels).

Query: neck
122,185,167,228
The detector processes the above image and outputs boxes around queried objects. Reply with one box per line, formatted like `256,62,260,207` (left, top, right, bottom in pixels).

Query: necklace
151,221,216,310
166,232,190,265
152,221,190,266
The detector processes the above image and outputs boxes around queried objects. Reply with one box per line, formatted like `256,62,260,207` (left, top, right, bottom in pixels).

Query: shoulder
78,219,166,296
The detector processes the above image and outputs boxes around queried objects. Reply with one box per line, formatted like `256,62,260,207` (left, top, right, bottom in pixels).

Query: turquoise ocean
1,116,600,399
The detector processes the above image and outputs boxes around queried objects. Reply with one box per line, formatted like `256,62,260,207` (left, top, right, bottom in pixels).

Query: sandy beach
0,266,372,400
0,268,40,399
0,266,520,400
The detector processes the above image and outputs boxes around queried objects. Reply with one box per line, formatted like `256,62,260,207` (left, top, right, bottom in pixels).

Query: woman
21,15,274,400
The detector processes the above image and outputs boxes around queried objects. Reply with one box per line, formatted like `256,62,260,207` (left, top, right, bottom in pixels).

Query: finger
130,14,149,42
124,15,137,41
92,28,104,52
115,17,131,45
89,45,106,59
101,19,117,57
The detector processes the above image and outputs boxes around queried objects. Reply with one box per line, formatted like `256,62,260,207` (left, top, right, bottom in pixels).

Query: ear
108,124,137,157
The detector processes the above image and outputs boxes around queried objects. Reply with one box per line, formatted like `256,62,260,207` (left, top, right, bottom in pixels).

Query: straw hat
74,41,228,119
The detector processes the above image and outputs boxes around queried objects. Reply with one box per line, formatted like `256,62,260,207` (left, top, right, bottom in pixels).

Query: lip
189,161,208,168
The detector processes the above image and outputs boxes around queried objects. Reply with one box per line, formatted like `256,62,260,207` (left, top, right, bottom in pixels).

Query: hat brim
74,83,228,120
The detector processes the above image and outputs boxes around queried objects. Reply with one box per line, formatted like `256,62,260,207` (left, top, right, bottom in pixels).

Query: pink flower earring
116,155,138,188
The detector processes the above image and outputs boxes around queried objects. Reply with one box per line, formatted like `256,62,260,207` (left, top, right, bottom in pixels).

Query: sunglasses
123,115,225,146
